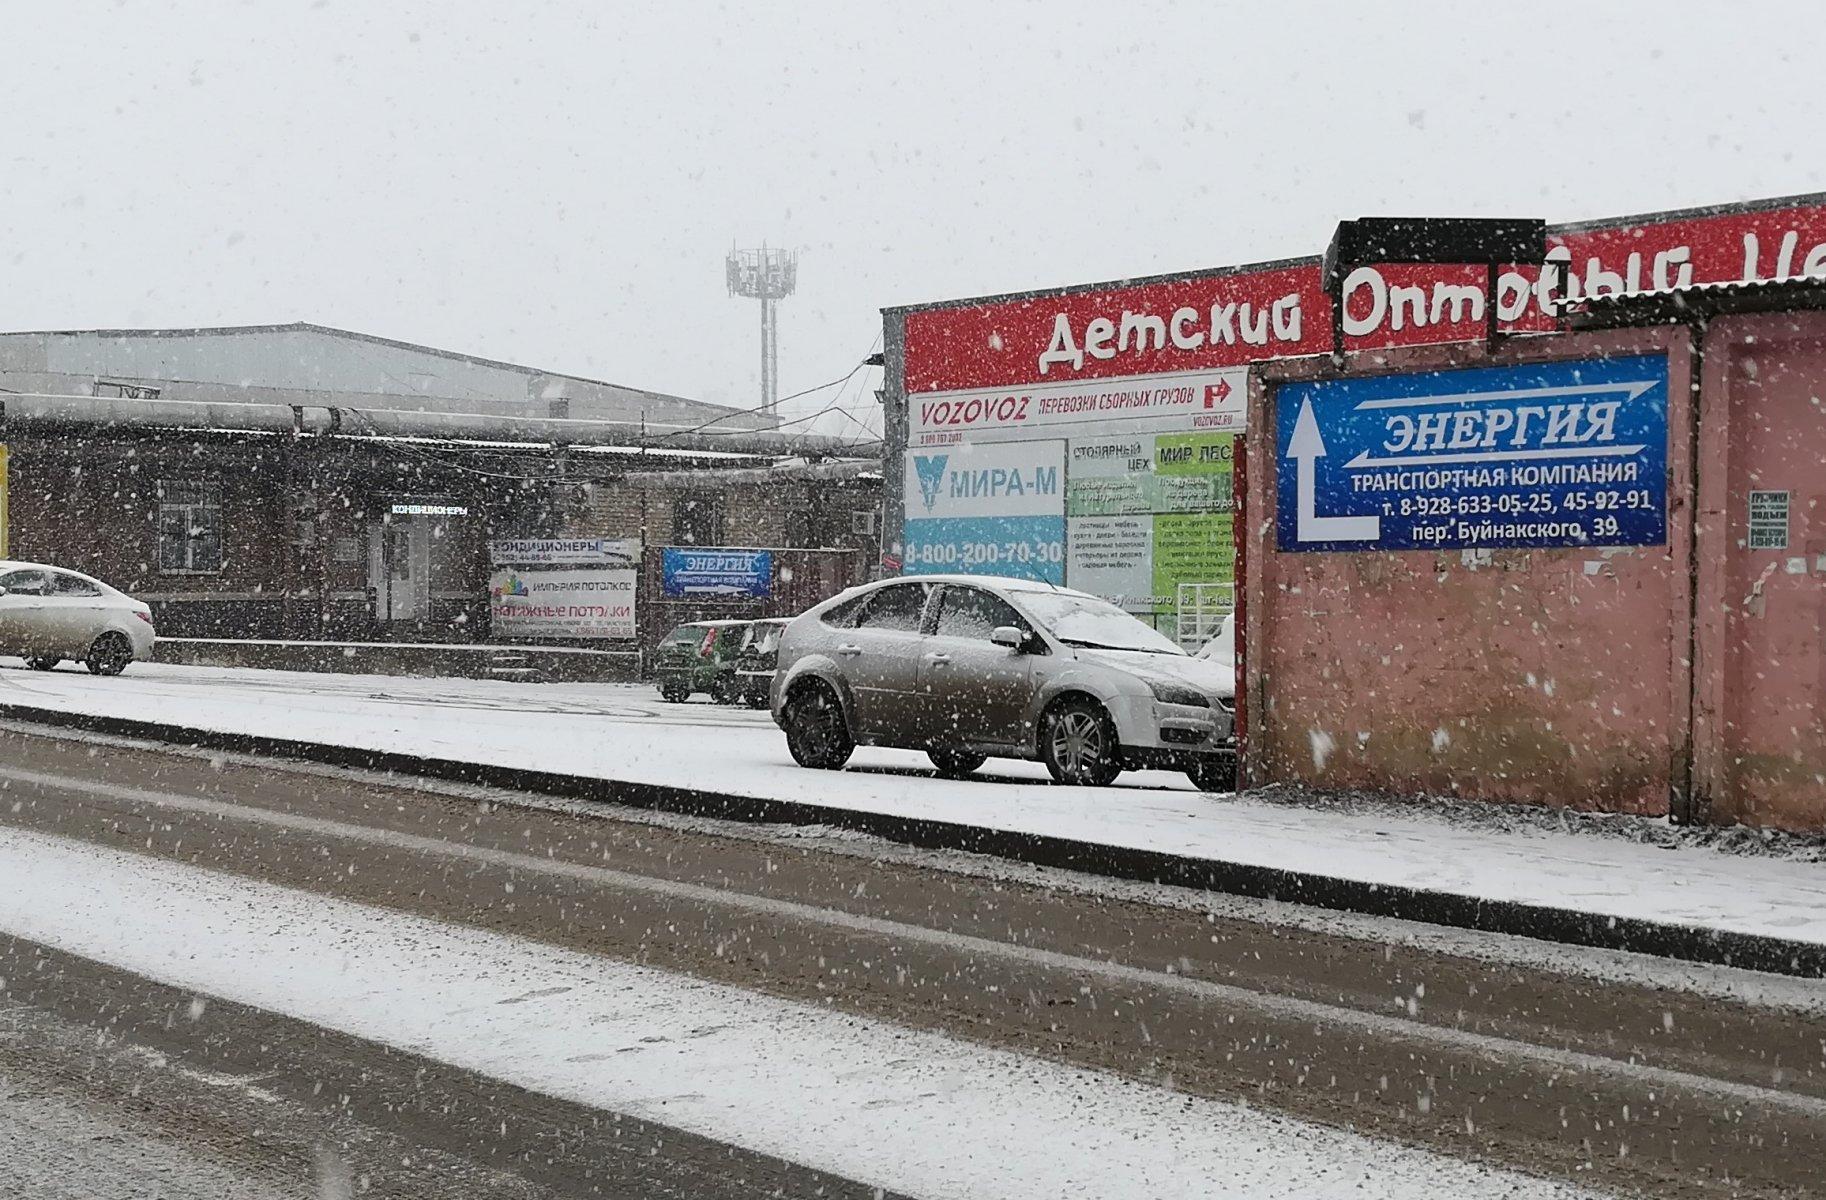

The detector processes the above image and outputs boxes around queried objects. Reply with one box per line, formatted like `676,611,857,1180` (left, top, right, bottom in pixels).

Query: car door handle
837,644,863,657
926,653,952,665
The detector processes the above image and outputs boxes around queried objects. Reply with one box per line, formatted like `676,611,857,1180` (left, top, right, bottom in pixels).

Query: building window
673,493,723,546
94,380,162,400
158,480,223,574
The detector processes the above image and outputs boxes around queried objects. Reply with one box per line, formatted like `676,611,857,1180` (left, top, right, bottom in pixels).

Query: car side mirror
990,625,1026,651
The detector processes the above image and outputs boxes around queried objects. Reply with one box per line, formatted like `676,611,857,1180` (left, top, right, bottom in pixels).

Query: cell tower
726,246,798,414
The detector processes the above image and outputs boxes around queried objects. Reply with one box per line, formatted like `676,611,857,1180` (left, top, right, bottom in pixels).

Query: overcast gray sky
6,0,1823,434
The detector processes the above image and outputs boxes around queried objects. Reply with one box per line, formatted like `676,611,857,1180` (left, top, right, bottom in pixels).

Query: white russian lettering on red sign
901,199,1826,395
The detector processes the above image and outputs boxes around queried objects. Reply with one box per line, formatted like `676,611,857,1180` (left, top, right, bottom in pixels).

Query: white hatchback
0,560,156,675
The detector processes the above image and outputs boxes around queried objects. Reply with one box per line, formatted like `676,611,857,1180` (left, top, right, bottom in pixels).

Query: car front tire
25,656,60,672
1041,697,1122,787
85,632,133,677
782,680,854,770
928,747,987,779
1186,755,1238,793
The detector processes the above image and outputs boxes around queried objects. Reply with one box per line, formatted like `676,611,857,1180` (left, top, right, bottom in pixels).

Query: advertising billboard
898,197,1826,398
1066,431,1235,631
489,567,636,639
490,537,641,567
902,439,1066,584
1273,356,1669,553
660,548,774,598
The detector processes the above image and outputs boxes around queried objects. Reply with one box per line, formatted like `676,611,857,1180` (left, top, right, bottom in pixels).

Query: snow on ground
0,825,1596,1200
4,660,1825,951
0,1074,291,1200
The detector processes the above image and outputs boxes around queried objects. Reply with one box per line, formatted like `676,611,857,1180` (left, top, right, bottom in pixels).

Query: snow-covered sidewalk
3,660,1824,959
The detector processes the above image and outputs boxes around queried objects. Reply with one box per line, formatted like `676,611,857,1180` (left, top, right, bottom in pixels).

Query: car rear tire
85,632,133,677
744,692,769,709
927,747,987,779
782,681,854,770
1186,755,1238,793
1041,697,1122,787
711,676,739,705
25,656,60,672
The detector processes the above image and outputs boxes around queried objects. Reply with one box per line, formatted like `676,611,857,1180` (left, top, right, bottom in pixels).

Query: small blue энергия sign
1274,355,1669,553
660,548,773,597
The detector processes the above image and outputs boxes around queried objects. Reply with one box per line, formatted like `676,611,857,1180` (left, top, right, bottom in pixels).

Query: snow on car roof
0,560,119,590
884,573,1100,599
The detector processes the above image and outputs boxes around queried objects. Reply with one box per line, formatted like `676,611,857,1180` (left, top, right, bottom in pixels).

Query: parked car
732,617,793,708
771,575,1237,791
653,619,752,703
0,560,156,675
1195,612,1237,690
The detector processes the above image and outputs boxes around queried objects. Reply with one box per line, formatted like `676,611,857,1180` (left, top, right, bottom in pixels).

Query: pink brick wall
1694,312,1826,829
1244,330,1693,816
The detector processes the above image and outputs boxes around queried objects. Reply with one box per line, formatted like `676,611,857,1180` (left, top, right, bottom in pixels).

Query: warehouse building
0,323,877,661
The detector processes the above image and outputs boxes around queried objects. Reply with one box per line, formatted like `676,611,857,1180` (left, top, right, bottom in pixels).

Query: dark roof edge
0,320,762,422
1567,274,1826,329
883,189,1826,320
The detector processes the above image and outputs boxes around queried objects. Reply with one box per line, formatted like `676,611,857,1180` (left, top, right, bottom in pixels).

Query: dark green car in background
732,617,793,708
654,619,753,703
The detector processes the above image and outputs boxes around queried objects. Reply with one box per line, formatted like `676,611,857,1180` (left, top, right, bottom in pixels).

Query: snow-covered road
3,659,1824,954
0,825,1599,1200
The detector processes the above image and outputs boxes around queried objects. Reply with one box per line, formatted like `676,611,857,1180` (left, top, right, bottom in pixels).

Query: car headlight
1147,680,1210,708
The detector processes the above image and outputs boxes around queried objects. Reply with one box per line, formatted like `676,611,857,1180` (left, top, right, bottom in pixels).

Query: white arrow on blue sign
1274,356,1670,553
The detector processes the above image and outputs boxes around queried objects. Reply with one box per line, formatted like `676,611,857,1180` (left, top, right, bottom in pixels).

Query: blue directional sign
1275,355,1669,553
661,547,773,597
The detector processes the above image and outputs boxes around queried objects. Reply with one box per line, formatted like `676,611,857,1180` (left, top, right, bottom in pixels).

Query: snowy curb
6,701,1822,980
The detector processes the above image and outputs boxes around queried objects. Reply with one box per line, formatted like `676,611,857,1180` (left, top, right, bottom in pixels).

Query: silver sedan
0,560,157,675
771,574,1236,790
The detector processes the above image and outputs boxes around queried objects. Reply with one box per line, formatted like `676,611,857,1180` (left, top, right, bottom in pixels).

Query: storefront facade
883,191,1826,828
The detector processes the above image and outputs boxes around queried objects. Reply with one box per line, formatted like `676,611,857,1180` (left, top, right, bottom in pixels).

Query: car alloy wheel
784,682,854,770
85,632,133,677
1043,699,1121,787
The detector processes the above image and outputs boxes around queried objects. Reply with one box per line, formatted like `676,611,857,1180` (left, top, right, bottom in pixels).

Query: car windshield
1011,590,1185,656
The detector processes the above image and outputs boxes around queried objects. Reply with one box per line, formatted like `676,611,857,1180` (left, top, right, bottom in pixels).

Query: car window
935,586,1028,641
819,593,870,627
50,572,104,597
663,626,704,645
853,583,930,633
0,569,49,596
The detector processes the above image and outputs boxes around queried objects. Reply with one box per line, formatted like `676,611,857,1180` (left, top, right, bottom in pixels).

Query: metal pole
761,296,778,413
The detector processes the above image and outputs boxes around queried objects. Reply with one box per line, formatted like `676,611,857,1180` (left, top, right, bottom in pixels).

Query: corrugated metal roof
1566,275,1826,327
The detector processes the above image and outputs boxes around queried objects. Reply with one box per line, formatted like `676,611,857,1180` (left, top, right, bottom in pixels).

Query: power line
651,327,884,443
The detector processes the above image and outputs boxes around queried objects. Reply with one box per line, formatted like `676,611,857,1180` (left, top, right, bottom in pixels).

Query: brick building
0,323,881,655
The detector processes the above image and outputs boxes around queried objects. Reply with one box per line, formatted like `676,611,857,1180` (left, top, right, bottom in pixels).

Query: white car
1195,612,1237,683
0,560,156,675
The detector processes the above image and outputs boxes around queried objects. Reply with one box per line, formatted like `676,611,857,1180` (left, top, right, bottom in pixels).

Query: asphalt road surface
0,721,1822,1198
